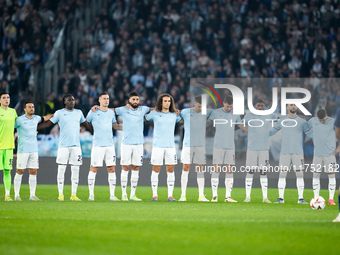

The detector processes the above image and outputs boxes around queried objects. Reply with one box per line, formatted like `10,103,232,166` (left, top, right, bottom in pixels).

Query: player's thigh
181,146,191,164
312,156,323,173
164,147,177,165
104,146,116,166
120,144,132,166
213,148,224,165
131,144,143,166
91,147,105,167
324,155,337,173
56,147,70,164
292,155,304,171
26,152,39,169
69,147,83,165
223,149,235,165
258,150,270,170
17,152,29,169
279,154,292,171
192,147,206,165
246,150,259,169
151,147,165,166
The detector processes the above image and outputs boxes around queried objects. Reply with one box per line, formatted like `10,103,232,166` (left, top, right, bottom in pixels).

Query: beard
289,109,297,114
129,102,139,109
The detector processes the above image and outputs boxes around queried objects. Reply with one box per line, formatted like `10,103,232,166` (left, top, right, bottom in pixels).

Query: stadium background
1,0,340,188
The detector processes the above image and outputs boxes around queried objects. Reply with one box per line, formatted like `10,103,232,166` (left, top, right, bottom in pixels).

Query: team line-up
1,91,340,205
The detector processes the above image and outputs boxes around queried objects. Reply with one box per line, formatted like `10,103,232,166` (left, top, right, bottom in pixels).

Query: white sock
211,172,219,197
312,172,321,197
181,170,189,197
5,189,10,196
14,173,23,197
57,165,67,196
278,171,287,199
225,173,234,198
130,170,139,197
296,171,304,199
29,174,37,197
151,171,159,197
71,166,80,196
167,172,175,197
245,173,253,198
328,174,336,200
121,170,129,196
108,172,116,197
260,174,268,199
88,171,96,198
197,172,205,197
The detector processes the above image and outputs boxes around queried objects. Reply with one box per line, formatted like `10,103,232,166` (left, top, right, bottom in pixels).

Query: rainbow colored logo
197,82,222,106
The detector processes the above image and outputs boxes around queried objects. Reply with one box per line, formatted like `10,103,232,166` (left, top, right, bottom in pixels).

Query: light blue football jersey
145,110,182,148
243,113,277,151
15,115,42,153
180,108,213,147
209,108,242,149
115,106,150,145
308,117,336,157
269,115,312,155
86,109,116,147
50,108,86,147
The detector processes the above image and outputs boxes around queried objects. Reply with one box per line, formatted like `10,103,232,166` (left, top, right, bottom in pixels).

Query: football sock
278,171,287,199
57,165,66,196
151,171,159,197
167,172,175,197
181,170,189,197
225,173,234,198
130,170,139,197
328,174,336,200
312,172,321,197
245,173,253,198
108,172,116,197
211,172,219,197
29,174,37,197
121,170,128,197
88,171,96,197
296,171,304,199
338,195,340,211
3,169,11,196
71,166,79,196
260,174,268,199
14,173,23,197
197,172,205,197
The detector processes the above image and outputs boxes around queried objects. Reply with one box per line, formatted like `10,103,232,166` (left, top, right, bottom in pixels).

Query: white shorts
312,155,337,173
246,150,269,170
181,146,206,165
91,146,116,167
279,154,304,171
56,147,82,166
120,144,143,166
151,147,177,165
16,152,39,169
213,149,235,165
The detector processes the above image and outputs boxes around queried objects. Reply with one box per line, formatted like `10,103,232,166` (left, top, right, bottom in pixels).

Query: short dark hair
317,109,327,119
223,95,233,105
99,92,109,97
24,101,34,107
195,96,202,104
63,94,73,106
129,91,140,98
255,98,265,104
0,91,9,98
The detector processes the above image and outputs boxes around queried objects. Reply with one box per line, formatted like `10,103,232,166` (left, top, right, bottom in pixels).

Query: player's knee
16,169,24,175
183,164,190,171
122,165,130,171
107,166,115,173
166,166,175,173
131,165,139,171
29,169,37,175
153,166,161,173
90,167,98,173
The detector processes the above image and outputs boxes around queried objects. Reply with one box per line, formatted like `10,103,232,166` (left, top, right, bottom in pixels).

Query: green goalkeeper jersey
0,107,18,150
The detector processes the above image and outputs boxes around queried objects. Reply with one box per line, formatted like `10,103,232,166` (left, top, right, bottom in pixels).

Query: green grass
0,185,339,255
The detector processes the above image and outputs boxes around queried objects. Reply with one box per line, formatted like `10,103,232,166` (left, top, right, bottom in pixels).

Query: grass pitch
0,185,339,255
